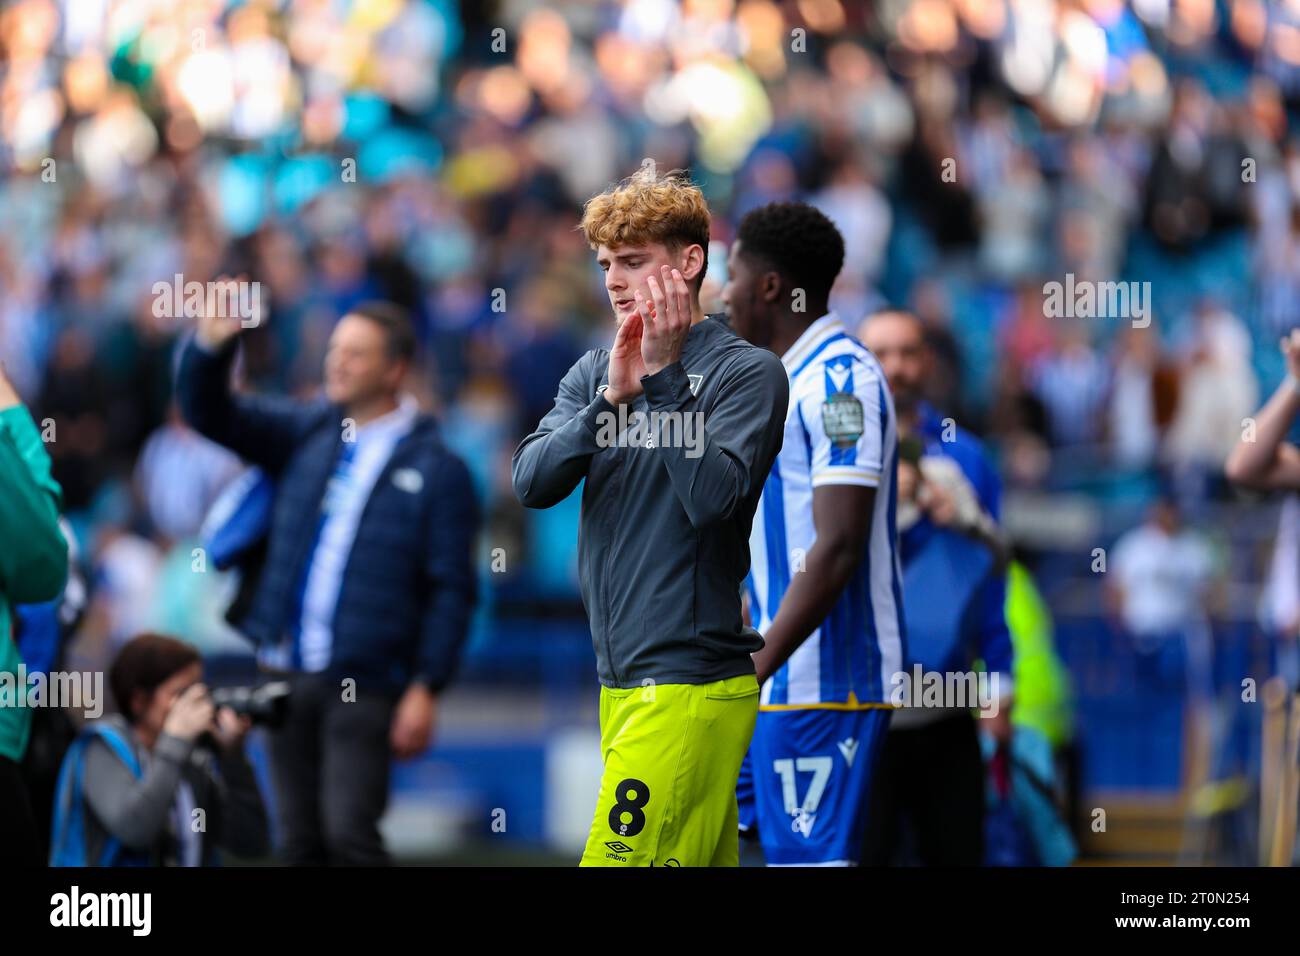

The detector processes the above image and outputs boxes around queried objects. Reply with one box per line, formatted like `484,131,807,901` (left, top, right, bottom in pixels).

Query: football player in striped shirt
722,202,906,865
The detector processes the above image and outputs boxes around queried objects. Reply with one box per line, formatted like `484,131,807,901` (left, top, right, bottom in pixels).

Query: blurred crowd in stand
1,0,1298,670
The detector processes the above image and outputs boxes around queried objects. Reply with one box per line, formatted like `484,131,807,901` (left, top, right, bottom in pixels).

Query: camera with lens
210,681,291,728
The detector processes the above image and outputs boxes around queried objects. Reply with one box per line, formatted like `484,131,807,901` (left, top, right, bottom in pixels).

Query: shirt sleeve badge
822,393,865,447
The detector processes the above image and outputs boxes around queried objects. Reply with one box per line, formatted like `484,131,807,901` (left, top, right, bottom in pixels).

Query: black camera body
210,681,291,728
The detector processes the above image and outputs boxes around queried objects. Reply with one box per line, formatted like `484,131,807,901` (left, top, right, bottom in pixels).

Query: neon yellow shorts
579,674,760,867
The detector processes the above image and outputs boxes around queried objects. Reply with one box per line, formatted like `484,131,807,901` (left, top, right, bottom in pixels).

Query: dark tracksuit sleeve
640,353,789,529
175,332,318,474
414,452,480,692
511,352,609,508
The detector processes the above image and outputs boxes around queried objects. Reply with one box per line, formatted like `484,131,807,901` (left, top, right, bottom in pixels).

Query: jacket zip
602,443,624,687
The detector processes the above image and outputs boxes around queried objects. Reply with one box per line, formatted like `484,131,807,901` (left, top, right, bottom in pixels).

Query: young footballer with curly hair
512,166,789,867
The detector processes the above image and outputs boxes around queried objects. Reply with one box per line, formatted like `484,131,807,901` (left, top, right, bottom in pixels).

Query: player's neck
769,305,829,357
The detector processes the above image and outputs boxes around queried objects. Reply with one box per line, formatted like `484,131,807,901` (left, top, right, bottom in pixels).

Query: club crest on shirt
822,393,864,447
826,363,851,393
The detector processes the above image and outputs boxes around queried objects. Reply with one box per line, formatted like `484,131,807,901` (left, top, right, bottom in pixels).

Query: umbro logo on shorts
604,839,634,862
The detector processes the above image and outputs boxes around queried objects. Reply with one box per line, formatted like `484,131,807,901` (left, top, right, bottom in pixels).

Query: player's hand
194,274,250,350
390,683,438,760
0,362,21,410
162,683,216,742
752,644,778,686
605,310,647,405
640,266,691,376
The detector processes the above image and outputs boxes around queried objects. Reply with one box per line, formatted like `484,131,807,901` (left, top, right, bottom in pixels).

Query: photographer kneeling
50,633,270,866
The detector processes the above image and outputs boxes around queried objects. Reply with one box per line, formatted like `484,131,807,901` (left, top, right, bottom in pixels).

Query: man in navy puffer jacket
176,297,479,865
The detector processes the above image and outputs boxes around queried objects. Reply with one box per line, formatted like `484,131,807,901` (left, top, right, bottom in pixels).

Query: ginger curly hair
579,164,711,287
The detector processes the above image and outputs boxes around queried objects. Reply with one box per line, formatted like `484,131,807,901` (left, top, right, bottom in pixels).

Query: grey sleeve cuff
579,392,615,436
641,361,692,410
154,732,195,764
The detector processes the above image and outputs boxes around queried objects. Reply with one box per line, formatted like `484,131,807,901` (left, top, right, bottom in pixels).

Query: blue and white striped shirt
746,314,906,707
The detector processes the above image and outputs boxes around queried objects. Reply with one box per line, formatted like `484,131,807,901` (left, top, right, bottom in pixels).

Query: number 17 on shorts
746,706,892,865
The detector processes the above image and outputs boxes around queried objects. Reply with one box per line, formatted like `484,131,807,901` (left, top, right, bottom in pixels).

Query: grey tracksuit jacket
512,314,789,688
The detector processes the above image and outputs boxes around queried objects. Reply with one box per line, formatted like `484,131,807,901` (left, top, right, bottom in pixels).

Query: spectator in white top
1109,496,1215,642
1106,495,1217,711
